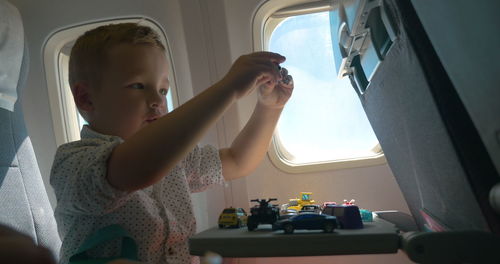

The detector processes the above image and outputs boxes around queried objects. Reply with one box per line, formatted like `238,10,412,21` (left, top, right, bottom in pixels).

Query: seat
0,0,61,258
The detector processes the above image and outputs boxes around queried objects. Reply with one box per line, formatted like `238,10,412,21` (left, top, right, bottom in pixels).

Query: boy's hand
0,224,55,264
218,52,285,99
258,67,294,109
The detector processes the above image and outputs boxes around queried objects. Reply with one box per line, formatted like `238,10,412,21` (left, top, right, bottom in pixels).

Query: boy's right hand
218,52,286,99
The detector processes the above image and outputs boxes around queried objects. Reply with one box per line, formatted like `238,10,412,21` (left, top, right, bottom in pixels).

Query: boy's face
88,44,169,139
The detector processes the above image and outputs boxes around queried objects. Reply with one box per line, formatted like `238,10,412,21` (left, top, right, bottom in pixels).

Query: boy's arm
107,52,284,192
220,78,293,180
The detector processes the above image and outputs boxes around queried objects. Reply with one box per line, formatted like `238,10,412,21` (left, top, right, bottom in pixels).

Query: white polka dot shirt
50,126,224,264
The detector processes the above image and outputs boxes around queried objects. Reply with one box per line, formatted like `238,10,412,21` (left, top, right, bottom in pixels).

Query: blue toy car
272,213,337,234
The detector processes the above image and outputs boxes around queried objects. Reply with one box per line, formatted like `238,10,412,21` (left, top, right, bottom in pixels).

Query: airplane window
45,18,177,144
257,4,386,172
58,53,88,131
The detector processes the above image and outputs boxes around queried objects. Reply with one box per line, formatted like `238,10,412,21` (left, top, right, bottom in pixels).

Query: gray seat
0,0,61,258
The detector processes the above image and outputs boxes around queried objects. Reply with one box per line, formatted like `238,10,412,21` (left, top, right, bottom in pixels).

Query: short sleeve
183,144,224,193
50,132,129,216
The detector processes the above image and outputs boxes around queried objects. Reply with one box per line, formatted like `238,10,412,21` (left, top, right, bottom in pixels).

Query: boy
50,23,293,264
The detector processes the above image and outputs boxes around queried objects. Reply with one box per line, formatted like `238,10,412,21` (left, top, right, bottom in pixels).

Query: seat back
331,0,500,233
0,0,61,257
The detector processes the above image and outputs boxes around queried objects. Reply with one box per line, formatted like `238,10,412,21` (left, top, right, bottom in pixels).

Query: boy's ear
72,82,94,112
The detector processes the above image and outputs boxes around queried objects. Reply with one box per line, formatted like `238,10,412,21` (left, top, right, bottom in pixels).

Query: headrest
0,0,24,112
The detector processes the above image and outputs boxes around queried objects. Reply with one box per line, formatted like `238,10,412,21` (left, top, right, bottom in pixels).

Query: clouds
269,12,379,164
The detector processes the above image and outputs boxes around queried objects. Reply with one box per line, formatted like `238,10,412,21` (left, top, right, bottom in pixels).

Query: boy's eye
159,88,168,96
130,83,145,89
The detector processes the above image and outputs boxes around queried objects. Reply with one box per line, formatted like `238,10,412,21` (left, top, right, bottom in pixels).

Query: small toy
218,207,248,228
272,213,337,234
280,203,289,213
279,66,293,86
279,208,298,220
275,64,293,86
247,198,280,231
322,203,363,229
299,204,321,214
282,192,316,212
359,209,373,222
321,201,337,211
281,199,298,213
343,199,356,205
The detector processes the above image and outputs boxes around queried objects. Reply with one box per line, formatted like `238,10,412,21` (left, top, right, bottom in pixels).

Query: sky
269,11,379,163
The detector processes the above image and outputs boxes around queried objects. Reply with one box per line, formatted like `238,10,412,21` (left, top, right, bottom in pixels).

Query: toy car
321,201,337,211
218,207,248,228
298,204,321,214
247,198,280,231
272,213,337,234
359,209,373,222
279,208,298,220
321,204,363,229
284,192,316,211
343,199,356,205
280,203,291,214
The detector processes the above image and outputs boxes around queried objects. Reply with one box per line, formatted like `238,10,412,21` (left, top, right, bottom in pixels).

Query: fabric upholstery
0,0,61,258
358,0,489,231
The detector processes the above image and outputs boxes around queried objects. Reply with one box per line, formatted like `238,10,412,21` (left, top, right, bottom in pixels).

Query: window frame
253,0,386,173
43,17,178,146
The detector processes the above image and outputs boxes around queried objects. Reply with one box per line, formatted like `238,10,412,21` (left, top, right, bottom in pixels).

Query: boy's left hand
258,68,294,109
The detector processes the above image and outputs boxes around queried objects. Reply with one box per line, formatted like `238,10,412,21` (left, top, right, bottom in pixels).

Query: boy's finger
249,51,286,64
250,60,282,80
255,74,273,86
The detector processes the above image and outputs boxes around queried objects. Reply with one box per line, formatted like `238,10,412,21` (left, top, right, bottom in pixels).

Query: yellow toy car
218,207,248,228
284,192,316,211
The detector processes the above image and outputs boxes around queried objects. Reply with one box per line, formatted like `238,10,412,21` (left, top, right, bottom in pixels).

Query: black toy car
247,198,280,231
272,213,337,234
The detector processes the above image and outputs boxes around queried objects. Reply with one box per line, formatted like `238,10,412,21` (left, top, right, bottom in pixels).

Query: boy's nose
148,91,164,109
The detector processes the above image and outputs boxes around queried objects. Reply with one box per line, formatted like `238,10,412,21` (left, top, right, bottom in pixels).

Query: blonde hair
68,22,165,89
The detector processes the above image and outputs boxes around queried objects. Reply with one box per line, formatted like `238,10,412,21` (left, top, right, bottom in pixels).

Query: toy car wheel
236,220,242,228
218,224,223,228
271,214,278,223
283,223,294,234
323,222,334,233
248,223,257,231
